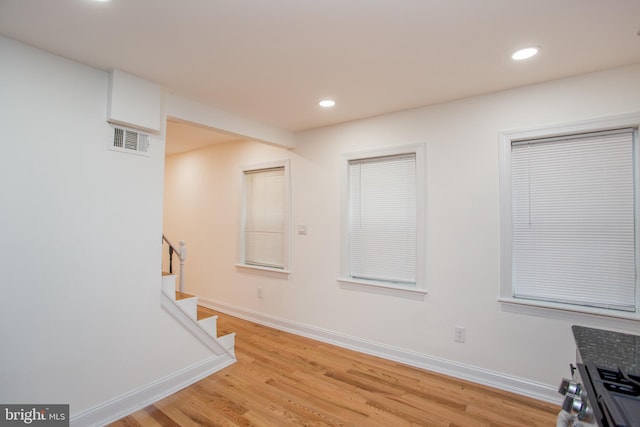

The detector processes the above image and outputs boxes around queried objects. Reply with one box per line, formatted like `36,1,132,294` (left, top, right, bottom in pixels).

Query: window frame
498,113,640,323
338,144,427,297
237,159,291,275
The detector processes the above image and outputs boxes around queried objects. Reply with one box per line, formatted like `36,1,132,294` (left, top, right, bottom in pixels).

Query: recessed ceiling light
511,47,539,61
319,99,336,108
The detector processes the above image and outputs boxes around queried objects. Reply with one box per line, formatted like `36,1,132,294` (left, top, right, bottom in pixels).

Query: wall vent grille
110,125,150,156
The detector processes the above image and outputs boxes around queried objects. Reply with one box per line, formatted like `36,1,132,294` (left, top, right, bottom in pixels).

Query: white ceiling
1,0,639,135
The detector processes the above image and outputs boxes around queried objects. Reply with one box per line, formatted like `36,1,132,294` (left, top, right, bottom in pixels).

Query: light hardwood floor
110,304,559,426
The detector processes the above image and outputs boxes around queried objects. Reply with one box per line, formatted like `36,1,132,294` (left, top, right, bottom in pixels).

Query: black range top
572,326,640,427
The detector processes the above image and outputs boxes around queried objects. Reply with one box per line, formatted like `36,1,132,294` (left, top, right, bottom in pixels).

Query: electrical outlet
257,287,263,299
454,326,466,343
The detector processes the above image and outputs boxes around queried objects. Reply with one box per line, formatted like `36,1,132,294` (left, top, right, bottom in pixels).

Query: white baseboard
198,296,562,405
70,355,235,427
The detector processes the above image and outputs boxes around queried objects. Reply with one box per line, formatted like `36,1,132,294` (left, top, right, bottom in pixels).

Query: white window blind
348,153,417,285
511,129,636,311
244,167,285,269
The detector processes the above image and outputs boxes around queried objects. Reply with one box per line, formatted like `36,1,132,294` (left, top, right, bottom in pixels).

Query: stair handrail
162,234,187,292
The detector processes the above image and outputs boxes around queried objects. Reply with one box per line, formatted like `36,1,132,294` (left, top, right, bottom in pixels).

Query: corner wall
163,62,640,400
0,36,217,420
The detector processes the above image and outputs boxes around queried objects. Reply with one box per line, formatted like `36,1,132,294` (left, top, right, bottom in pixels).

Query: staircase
161,274,236,360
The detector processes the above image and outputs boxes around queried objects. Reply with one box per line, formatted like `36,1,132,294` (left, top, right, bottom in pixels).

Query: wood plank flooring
110,305,559,426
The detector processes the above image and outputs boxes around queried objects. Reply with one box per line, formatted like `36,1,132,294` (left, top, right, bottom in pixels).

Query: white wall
165,94,296,149
0,36,215,418
163,63,640,399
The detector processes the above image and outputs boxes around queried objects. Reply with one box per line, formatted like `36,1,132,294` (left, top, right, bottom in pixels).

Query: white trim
337,277,427,300
70,355,235,426
500,112,640,144
498,112,640,321
498,298,640,330
197,296,561,405
340,143,427,292
235,263,291,276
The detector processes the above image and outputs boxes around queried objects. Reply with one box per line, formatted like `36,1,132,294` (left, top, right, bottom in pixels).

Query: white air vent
110,125,150,156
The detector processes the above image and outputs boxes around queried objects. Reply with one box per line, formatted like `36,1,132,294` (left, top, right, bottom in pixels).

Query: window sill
235,263,290,278
498,297,640,329
338,277,426,300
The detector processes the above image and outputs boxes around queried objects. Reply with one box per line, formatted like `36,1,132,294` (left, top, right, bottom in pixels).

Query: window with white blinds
242,164,288,270
510,128,637,312
348,153,417,285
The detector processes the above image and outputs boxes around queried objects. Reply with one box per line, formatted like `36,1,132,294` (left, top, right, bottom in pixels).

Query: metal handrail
162,234,187,292
162,234,178,254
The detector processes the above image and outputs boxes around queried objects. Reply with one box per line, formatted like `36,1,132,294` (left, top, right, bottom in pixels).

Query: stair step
160,274,235,359
198,315,218,338
176,296,198,321
217,333,236,357
161,275,176,300
176,291,195,300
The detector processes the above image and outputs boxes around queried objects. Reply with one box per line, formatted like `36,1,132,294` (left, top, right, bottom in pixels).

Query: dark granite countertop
572,325,640,374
